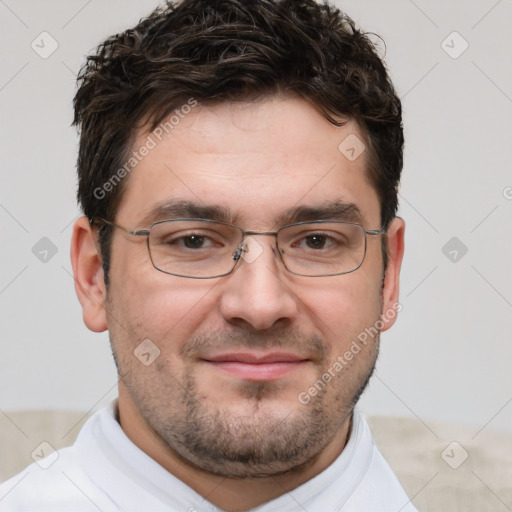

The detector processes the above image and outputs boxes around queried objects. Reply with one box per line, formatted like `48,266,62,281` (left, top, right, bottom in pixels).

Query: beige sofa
1,410,511,511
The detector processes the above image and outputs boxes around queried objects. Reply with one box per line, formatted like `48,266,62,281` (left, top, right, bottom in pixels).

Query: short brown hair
73,0,403,283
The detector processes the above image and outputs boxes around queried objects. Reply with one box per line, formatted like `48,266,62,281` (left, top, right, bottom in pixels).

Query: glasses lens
278,222,366,276
148,220,242,277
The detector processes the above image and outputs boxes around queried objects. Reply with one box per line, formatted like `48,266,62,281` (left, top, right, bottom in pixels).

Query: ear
70,216,108,332
380,217,405,332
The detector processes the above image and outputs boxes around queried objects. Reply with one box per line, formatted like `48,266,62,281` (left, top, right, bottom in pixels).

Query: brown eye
305,234,328,249
182,235,206,248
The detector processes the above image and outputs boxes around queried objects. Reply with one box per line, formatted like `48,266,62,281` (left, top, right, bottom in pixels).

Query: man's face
84,96,403,478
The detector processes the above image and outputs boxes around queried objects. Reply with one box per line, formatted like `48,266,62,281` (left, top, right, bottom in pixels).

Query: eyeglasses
93,217,386,278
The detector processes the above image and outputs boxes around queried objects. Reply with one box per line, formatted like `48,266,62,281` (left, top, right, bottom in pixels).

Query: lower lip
204,361,307,381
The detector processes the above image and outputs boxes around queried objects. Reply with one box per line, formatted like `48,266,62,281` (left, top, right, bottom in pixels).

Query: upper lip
202,352,309,364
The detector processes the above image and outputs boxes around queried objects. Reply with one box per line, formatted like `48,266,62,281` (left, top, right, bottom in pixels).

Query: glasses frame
92,217,387,279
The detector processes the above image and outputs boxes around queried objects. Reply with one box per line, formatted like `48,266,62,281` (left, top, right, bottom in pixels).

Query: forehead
115,96,380,228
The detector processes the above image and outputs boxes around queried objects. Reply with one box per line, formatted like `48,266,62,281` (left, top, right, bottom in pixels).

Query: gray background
1,0,511,440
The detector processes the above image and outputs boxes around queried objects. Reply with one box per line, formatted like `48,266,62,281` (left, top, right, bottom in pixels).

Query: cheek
303,272,382,350
108,257,218,355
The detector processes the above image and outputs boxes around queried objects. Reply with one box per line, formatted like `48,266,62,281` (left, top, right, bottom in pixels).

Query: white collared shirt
0,401,418,511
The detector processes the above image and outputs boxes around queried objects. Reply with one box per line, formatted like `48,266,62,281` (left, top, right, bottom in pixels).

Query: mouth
201,352,310,381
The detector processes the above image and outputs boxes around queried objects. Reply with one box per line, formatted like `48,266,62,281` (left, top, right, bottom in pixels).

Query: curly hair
73,0,403,283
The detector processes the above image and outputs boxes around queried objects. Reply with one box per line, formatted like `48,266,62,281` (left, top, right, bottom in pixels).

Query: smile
201,352,310,381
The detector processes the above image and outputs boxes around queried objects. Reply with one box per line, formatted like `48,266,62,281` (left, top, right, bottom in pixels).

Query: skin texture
71,95,405,511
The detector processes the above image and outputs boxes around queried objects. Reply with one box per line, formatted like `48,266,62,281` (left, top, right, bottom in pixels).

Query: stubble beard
118,330,379,479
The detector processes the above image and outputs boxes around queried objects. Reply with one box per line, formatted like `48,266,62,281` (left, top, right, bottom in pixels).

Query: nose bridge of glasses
243,230,279,238
233,230,280,263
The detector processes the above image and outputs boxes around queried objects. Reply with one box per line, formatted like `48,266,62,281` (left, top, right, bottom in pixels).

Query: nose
218,236,299,331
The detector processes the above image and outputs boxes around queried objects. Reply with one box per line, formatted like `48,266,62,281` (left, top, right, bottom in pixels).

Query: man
0,0,414,510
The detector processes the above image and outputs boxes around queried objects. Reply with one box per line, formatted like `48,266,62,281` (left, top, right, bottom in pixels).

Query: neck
117,388,352,511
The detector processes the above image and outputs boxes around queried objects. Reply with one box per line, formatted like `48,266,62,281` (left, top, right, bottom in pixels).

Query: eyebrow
276,200,364,225
139,199,364,227
139,200,235,227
